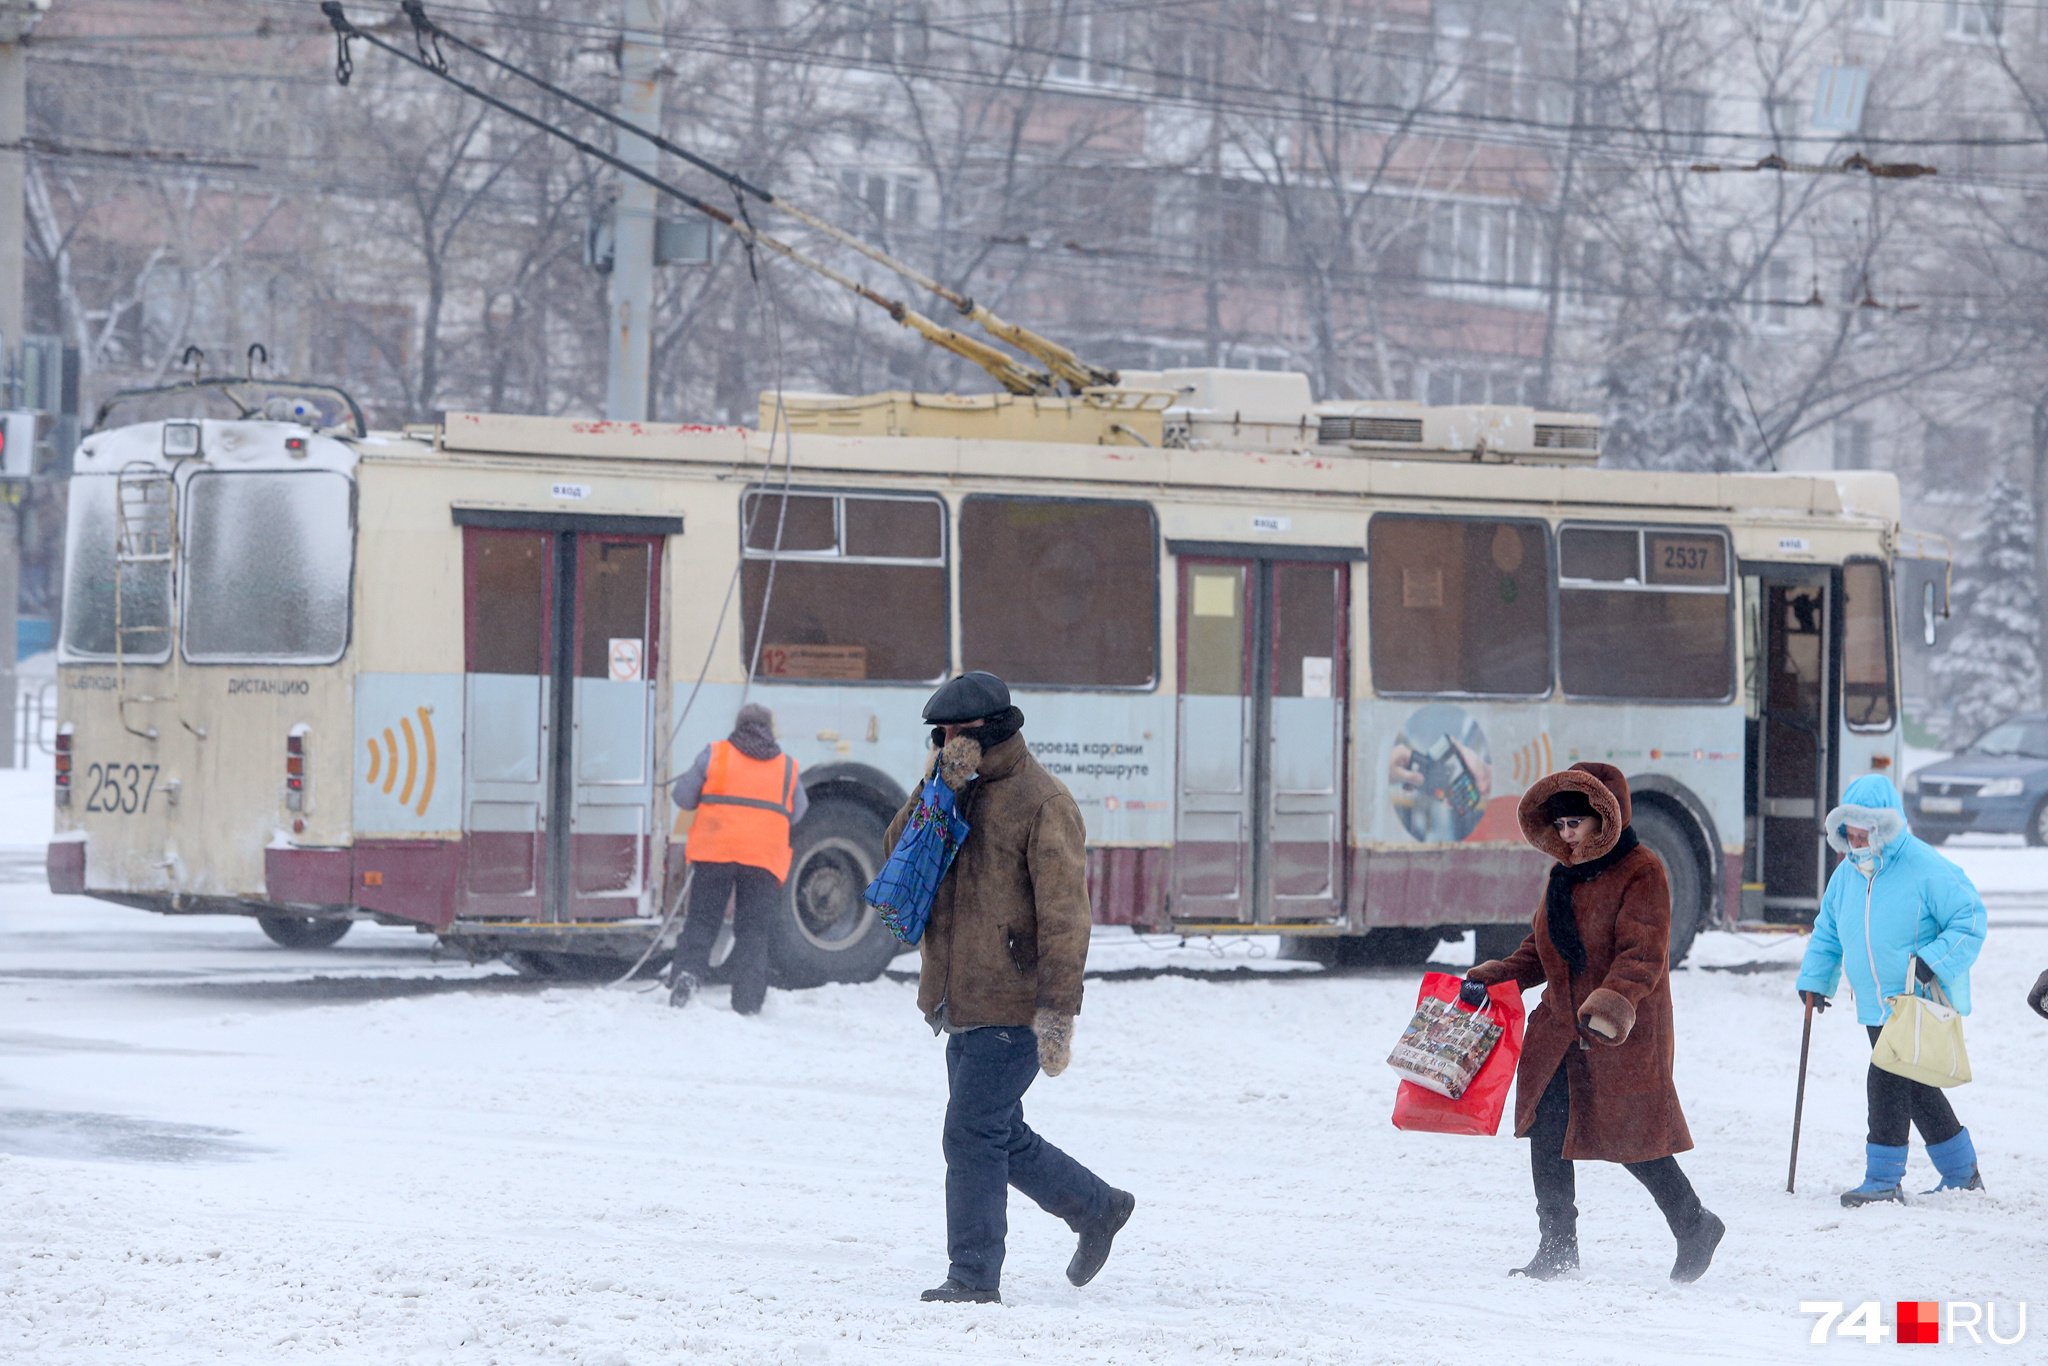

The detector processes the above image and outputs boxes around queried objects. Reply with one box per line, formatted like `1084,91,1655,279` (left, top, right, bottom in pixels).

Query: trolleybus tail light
54,725,72,807
286,726,308,812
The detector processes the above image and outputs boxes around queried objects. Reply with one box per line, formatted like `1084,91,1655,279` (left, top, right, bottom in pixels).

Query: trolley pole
0,2,48,769
604,0,661,422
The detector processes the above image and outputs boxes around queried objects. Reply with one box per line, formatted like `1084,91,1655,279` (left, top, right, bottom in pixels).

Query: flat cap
922,671,1011,724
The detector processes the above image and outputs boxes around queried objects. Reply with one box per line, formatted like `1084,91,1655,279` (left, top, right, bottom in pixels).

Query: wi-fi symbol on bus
366,707,438,817
1510,733,1554,788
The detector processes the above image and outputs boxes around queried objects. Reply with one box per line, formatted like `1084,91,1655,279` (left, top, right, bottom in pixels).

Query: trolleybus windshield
182,471,354,664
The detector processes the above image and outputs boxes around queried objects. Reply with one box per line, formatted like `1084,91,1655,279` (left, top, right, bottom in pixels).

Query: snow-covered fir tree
1599,311,1755,471
1931,472,2042,745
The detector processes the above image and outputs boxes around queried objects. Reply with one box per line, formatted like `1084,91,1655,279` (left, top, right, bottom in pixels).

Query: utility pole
0,1,48,769
605,0,661,422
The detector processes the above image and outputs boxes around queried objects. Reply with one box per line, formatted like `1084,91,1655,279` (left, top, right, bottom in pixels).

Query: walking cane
1787,999,1814,1194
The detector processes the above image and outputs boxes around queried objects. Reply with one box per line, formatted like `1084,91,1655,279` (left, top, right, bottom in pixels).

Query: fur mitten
1577,986,1636,1045
939,735,983,792
1466,959,1509,985
1034,1008,1073,1077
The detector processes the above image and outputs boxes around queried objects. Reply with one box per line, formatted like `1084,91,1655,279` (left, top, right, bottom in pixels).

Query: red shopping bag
1390,971,1525,1137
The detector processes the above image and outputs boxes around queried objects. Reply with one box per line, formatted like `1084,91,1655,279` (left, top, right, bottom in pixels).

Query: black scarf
1545,825,1638,975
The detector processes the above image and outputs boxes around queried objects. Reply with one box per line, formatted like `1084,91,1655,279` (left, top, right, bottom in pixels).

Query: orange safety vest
686,741,800,881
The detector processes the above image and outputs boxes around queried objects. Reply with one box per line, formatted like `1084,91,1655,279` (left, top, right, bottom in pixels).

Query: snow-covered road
3,837,2045,1361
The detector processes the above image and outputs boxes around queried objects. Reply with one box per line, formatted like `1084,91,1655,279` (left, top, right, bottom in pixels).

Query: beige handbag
1871,958,1971,1088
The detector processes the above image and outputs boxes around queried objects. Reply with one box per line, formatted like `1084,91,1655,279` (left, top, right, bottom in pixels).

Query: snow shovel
1787,999,1814,1193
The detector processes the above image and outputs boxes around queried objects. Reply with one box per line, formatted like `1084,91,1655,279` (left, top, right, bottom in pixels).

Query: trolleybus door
461,528,661,921
1175,556,1348,922
1745,568,1833,920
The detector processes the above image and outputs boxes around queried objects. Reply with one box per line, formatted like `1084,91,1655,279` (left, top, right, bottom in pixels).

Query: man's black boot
1067,1189,1136,1287
1510,1203,1579,1280
921,1278,1000,1304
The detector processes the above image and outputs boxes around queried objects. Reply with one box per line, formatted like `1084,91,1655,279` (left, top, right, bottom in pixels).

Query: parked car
1904,714,2048,845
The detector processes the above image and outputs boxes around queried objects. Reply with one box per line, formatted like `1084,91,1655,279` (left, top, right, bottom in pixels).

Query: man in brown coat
1467,763,1723,1283
885,671,1135,1305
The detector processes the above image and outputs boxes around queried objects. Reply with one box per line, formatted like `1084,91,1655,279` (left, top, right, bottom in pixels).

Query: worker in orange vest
668,703,806,1014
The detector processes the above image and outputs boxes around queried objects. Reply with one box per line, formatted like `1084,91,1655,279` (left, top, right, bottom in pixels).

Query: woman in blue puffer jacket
1796,773,1987,1207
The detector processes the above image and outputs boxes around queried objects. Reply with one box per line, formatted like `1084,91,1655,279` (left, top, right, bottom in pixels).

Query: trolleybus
49,366,1911,977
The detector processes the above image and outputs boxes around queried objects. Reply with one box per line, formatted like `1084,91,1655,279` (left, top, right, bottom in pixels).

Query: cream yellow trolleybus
49,369,1906,977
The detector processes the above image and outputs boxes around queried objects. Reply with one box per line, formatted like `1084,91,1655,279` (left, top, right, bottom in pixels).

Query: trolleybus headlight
54,725,71,806
162,422,202,459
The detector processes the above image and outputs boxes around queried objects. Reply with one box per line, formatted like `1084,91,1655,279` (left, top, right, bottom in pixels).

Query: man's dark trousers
943,1024,1112,1291
673,861,780,1015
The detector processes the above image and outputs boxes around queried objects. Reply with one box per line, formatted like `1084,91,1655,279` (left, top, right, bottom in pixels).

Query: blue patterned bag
865,774,970,946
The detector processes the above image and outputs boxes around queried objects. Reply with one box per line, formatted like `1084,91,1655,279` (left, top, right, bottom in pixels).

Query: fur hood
1823,773,1908,857
1517,763,1631,864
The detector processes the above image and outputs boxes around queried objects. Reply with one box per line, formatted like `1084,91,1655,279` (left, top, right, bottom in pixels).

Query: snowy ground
4,764,2046,1363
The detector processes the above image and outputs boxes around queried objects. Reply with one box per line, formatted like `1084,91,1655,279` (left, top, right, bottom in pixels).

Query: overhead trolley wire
397,1,1117,391
318,1,1058,396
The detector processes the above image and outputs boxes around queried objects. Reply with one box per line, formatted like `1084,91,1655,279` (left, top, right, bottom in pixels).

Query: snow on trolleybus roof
50,367,1911,982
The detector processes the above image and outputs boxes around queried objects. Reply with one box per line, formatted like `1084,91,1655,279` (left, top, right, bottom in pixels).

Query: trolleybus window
182,471,354,664
1558,525,1732,701
1367,515,1550,695
741,488,946,681
1841,559,1895,730
59,473,173,661
959,496,1157,688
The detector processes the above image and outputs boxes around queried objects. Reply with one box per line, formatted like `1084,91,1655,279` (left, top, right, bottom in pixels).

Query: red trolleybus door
462,529,554,917
462,528,662,922
1176,561,1253,920
1267,562,1347,920
565,535,660,919
1175,556,1348,923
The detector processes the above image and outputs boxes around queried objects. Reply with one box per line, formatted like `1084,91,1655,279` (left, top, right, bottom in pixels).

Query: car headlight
1901,771,1919,795
1979,777,2025,798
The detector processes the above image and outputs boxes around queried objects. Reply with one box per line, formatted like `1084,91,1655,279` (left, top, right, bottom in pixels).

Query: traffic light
0,410,36,478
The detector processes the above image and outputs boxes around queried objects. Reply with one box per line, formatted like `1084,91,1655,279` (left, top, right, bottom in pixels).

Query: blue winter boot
1922,1129,1984,1194
1841,1144,1909,1208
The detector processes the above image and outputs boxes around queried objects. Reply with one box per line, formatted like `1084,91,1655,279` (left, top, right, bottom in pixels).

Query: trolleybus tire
256,915,354,949
769,800,899,989
1630,803,1704,968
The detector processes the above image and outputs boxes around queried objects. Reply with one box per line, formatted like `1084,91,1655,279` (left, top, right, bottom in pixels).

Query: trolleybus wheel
770,800,899,989
257,915,354,950
1630,803,1704,968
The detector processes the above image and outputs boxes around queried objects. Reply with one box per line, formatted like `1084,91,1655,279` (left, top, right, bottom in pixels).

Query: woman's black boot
1510,1203,1579,1280
1670,1209,1725,1284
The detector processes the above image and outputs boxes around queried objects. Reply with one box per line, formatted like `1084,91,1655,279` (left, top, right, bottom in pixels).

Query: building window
1834,419,1873,470
1368,515,1551,696
1946,0,2003,38
1663,89,1708,155
1425,200,1545,288
1852,0,1888,24
1558,526,1733,701
1054,4,1135,87
741,488,947,682
1748,257,1795,330
960,497,1158,687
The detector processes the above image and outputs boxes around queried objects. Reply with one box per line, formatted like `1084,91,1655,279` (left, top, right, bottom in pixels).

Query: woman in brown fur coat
1466,762,1725,1283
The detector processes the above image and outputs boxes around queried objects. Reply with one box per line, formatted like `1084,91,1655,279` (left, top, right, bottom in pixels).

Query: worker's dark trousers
672,861,781,1015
